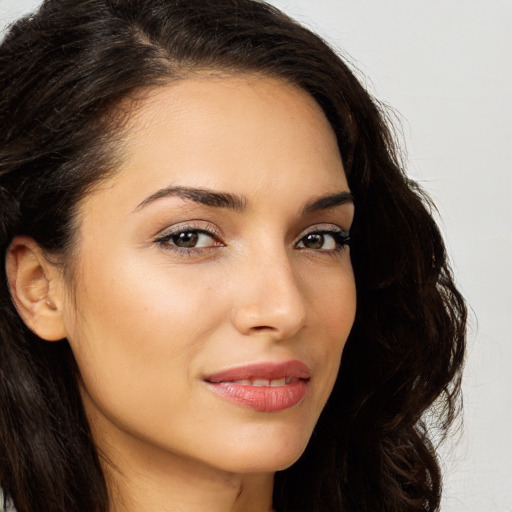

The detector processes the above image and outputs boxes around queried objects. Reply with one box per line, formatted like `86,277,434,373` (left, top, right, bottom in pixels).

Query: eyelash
154,223,224,256
296,226,351,254
154,224,350,256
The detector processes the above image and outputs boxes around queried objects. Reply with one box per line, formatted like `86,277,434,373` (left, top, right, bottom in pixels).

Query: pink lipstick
204,360,311,412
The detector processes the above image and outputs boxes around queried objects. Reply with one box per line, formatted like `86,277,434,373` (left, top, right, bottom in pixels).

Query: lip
203,360,311,412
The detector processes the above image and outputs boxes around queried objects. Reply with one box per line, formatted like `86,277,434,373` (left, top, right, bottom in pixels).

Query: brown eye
302,233,325,249
172,231,199,248
156,228,220,251
296,229,350,251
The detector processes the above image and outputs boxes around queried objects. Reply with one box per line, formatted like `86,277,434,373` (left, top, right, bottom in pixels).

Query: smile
204,361,311,412
220,377,298,387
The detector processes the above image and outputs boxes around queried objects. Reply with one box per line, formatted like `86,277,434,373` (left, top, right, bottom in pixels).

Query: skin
9,75,356,512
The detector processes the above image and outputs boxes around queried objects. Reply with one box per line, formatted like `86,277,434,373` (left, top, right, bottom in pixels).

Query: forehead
81,74,348,217
132,75,343,187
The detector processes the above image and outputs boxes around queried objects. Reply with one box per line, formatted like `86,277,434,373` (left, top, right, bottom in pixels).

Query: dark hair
0,1,466,511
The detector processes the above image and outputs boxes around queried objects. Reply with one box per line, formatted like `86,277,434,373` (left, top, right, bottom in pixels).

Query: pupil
174,232,198,248
304,233,324,249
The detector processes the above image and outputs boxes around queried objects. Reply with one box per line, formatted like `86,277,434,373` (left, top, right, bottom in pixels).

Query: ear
6,236,67,341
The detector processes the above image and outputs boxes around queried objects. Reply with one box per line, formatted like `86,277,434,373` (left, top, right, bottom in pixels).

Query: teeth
252,379,270,387
225,378,291,387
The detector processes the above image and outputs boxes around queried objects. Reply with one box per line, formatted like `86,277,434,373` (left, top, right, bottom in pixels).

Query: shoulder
0,488,16,512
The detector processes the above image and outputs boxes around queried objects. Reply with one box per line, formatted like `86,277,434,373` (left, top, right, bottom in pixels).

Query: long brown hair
0,1,466,510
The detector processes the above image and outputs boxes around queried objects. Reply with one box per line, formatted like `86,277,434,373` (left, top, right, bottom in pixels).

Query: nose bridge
230,239,307,338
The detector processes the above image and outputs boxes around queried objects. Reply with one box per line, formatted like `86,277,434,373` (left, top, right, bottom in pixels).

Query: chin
212,427,312,474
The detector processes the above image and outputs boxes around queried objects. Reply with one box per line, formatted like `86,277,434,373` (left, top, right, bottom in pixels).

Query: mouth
217,376,299,387
203,360,311,412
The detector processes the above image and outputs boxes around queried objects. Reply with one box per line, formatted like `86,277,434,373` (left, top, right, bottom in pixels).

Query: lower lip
205,380,308,412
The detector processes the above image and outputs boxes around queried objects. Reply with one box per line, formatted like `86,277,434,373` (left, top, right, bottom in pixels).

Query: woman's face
60,75,356,477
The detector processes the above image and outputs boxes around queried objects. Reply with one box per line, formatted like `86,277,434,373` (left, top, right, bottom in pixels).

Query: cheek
77,250,222,335
305,256,356,337
63,251,229,397
303,259,356,391
62,253,234,445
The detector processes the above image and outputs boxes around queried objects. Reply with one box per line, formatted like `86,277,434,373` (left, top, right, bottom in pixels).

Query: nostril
251,325,276,332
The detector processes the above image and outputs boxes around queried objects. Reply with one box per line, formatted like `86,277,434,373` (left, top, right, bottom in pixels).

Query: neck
107,461,274,512
96,429,275,512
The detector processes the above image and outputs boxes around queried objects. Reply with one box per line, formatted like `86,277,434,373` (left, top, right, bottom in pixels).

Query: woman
0,1,466,511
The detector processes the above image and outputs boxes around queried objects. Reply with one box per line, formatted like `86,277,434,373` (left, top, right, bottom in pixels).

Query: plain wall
1,1,511,510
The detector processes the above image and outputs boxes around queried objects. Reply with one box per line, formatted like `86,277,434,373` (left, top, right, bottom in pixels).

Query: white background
1,0,511,510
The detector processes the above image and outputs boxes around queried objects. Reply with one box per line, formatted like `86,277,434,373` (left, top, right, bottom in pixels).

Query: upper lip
204,360,311,383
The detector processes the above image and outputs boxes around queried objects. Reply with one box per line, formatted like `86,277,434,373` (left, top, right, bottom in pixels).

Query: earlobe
6,236,67,341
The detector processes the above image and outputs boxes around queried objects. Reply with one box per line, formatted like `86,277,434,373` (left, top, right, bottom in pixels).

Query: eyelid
154,221,224,246
152,221,350,254
296,223,350,239
294,223,351,250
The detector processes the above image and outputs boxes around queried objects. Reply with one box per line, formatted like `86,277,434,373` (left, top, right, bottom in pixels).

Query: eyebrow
134,185,248,212
134,185,353,214
301,191,354,215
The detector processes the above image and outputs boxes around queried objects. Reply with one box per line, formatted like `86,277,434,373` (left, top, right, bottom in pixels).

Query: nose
230,248,307,340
